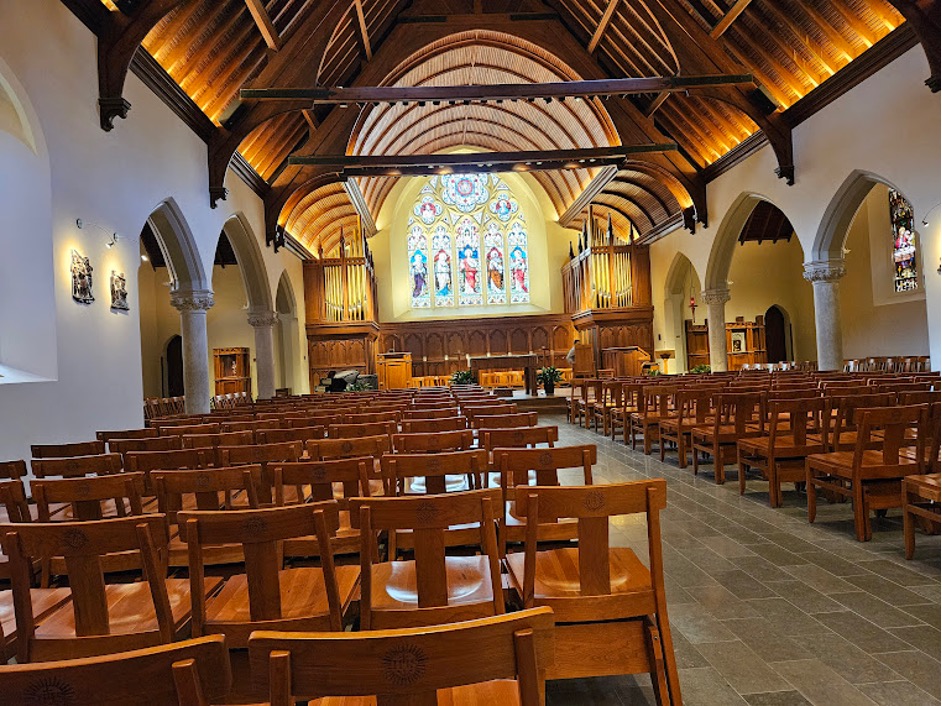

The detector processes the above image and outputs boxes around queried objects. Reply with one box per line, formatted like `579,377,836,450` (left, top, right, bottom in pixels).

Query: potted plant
451,369,475,385
536,366,563,395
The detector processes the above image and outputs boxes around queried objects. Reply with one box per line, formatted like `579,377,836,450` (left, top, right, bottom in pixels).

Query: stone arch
146,198,209,294
221,212,274,314
811,169,907,263
275,270,301,394
0,55,43,155
663,252,702,372
705,192,774,291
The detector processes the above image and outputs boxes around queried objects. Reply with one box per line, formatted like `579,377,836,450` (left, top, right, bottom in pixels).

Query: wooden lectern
573,343,595,378
376,352,412,389
656,349,676,375
602,347,652,377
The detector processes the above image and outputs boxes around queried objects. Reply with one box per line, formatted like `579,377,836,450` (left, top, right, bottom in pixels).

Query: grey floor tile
813,611,913,654
677,666,749,705
899,603,942,630
830,591,927,628
770,659,880,706
722,617,811,662
874,650,942,696
743,598,825,636
858,559,940,587
796,631,905,684
783,563,860,594
744,691,814,706
858,680,939,706
713,569,778,599
886,625,941,659
697,640,793,694
842,573,929,607
767,580,846,614
668,602,739,644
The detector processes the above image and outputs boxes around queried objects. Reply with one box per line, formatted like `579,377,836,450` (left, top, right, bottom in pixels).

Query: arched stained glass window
408,174,530,309
889,189,918,293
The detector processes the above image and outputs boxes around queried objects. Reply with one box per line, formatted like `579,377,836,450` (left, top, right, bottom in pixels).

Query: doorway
765,305,789,363
166,335,184,397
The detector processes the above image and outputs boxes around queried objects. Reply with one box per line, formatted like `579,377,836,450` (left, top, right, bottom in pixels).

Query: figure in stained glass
431,226,453,307
484,221,506,304
507,222,530,303
408,225,430,307
414,195,443,225
489,192,519,222
889,189,919,293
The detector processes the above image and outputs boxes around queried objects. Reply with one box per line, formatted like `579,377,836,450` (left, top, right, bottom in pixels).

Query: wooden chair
218,441,303,504
690,392,765,484
306,435,392,462
178,504,358,647
818,393,896,451
31,453,123,479
0,459,28,480
31,441,106,459
1,515,222,662
180,431,254,456
109,436,183,456
610,381,647,443
392,429,475,454
0,634,232,706
1,586,72,662
659,388,719,469
902,473,941,559
400,416,467,433
273,457,374,556
342,411,401,425
481,426,559,453
158,423,221,437
354,489,504,629
255,425,326,445
591,379,625,436
628,386,677,455
493,445,596,552
248,608,555,706
97,428,159,443
401,408,461,420
474,412,539,430
124,448,211,496
737,398,826,507
328,421,397,439
505,480,680,704
807,405,929,541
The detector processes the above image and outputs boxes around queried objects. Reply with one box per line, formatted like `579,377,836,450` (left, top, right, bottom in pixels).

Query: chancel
0,1,939,704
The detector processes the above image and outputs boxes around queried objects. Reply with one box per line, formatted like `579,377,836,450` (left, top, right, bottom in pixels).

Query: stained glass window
889,189,918,293
408,174,529,309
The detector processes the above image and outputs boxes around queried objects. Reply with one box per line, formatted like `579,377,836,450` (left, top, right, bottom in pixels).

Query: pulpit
602,346,652,377
376,352,412,390
470,354,538,395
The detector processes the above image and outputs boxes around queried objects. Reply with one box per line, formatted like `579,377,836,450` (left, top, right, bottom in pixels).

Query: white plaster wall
0,2,307,464
650,46,941,369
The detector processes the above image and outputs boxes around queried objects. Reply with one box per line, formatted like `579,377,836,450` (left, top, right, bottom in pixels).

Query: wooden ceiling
85,0,916,257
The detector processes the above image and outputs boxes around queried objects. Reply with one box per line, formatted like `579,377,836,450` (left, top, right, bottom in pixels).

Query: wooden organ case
561,214,654,375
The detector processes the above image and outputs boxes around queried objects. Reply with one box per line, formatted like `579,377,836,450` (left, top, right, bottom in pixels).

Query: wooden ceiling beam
883,0,940,91
709,0,753,39
558,165,619,226
588,0,620,53
241,73,754,103
353,0,373,61
244,0,280,50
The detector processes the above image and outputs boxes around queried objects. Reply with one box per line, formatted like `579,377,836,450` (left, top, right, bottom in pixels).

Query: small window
889,189,918,293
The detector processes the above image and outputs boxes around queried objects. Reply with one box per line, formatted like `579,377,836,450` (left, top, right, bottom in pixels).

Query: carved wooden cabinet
214,347,251,397
376,352,412,390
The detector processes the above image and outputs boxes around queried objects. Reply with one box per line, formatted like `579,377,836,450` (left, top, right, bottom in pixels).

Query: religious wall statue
71,249,94,304
110,270,129,310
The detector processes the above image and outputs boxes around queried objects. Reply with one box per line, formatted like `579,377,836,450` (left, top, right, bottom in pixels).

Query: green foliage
451,369,475,385
536,366,563,384
348,378,370,391
645,367,662,377
690,364,712,374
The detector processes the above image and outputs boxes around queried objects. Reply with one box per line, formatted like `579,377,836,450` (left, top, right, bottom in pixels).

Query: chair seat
204,565,359,646
285,510,361,556
905,473,942,502
369,556,497,628
738,436,825,458
808,450,920,479
503,501,579,543
308,681,523,705
505,547,656,622
693,425,761,444
0,587,71,648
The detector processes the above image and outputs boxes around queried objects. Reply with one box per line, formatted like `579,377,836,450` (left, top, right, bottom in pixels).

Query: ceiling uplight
141,254,149,262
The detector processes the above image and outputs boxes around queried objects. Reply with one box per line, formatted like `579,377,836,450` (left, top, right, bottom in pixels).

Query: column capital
248,309,279,328
803,259,846,283
701,287,731,305
170,289,214,312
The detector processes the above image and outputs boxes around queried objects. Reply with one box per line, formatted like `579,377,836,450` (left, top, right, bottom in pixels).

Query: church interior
0,1,939,703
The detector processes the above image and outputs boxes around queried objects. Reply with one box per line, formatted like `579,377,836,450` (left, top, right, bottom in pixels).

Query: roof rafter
244,0,280,50
710,0,753,39
883,0,940,91
588,0,620,53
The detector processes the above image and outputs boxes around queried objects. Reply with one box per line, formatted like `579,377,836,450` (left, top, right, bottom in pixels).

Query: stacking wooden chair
465,404,518,426
328,421,397,439
353,489,504,629
178,503,358,647
1,634,232,705
504,480,680,704
481,425,559,453
180,431,254,458
400,416,467,433
610,381,647,443
248,608,555,706
0,459,28,480
307,434,392,465
402,407,461,420
109,435,183,456
691,392,765,483
218,441,303,504
807,405,929,541
659,387,719,469
474,412,539,430
591,379,625,436
1,515,222,662
902,473,941,559
97,428,159,443
817,392,895,451
493,445,596,552
737,398,827,507
392,429,475,454
31,441,106,459
255,425,325,445
273,457,374,556
342,411,401,425
628,385,678,455
31,453,123,479
124,448,211,497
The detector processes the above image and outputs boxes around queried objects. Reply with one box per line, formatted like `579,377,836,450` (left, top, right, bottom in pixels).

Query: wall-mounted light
141,254,149,262
76,218,120,249
106,233,120,249
920,203,941,226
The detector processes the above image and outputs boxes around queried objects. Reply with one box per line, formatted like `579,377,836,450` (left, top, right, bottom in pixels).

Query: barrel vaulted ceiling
80,0,924,257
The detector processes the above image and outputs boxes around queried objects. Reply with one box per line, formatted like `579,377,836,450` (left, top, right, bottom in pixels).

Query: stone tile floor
542,414,940,706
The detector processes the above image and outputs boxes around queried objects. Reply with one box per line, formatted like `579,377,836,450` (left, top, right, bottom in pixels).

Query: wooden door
765,306,787,363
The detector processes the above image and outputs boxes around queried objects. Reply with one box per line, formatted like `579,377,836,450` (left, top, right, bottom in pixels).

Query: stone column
249,309,279,400
702,288,731,372
170,289,214,415
803,260,846,371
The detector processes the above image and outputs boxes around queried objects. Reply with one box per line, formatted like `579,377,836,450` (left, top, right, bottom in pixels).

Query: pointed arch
221,212,274,313
146,198,209,294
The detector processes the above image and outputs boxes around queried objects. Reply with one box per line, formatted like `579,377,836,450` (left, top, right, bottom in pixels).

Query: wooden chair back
123,448,211,495
31,441,106,459
178,503,343,635
400,416,467,433
32,454,123,479
401,408,461,420
766,397,826,449
392,429,475,454
342,411,401,425
853,405,928,473
494,445,596,495
158,423,222,437
217,441,302,502
152,466,262,524
0,635,232,706
327,421,397,439
381,449,489,496
712,392,764,435
273,457,373,508
513,480,667,611
481,426,559,452
248,608,555,706
32,473,146,523
0,459,28,479
898,390,941,405
464,404,518,422
825,393,896,451
255,425,325,445
307,434,392,461
0,478,32,523
1,514,174,662
641,386,678,419
109,436,182,455
674,388,719,427
96,428,158,442
353,489,503,627
219,419,280,434
474,412,539,429
180,430,254,452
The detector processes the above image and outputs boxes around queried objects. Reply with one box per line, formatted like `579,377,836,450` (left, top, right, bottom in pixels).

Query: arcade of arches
0,2,939,704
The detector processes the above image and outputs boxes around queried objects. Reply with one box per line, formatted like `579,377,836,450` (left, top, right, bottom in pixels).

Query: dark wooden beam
710,0,753,38
883,0,940,91
588,0,620,53
244,0,280,50
241,74,755,103
353,0,373,61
